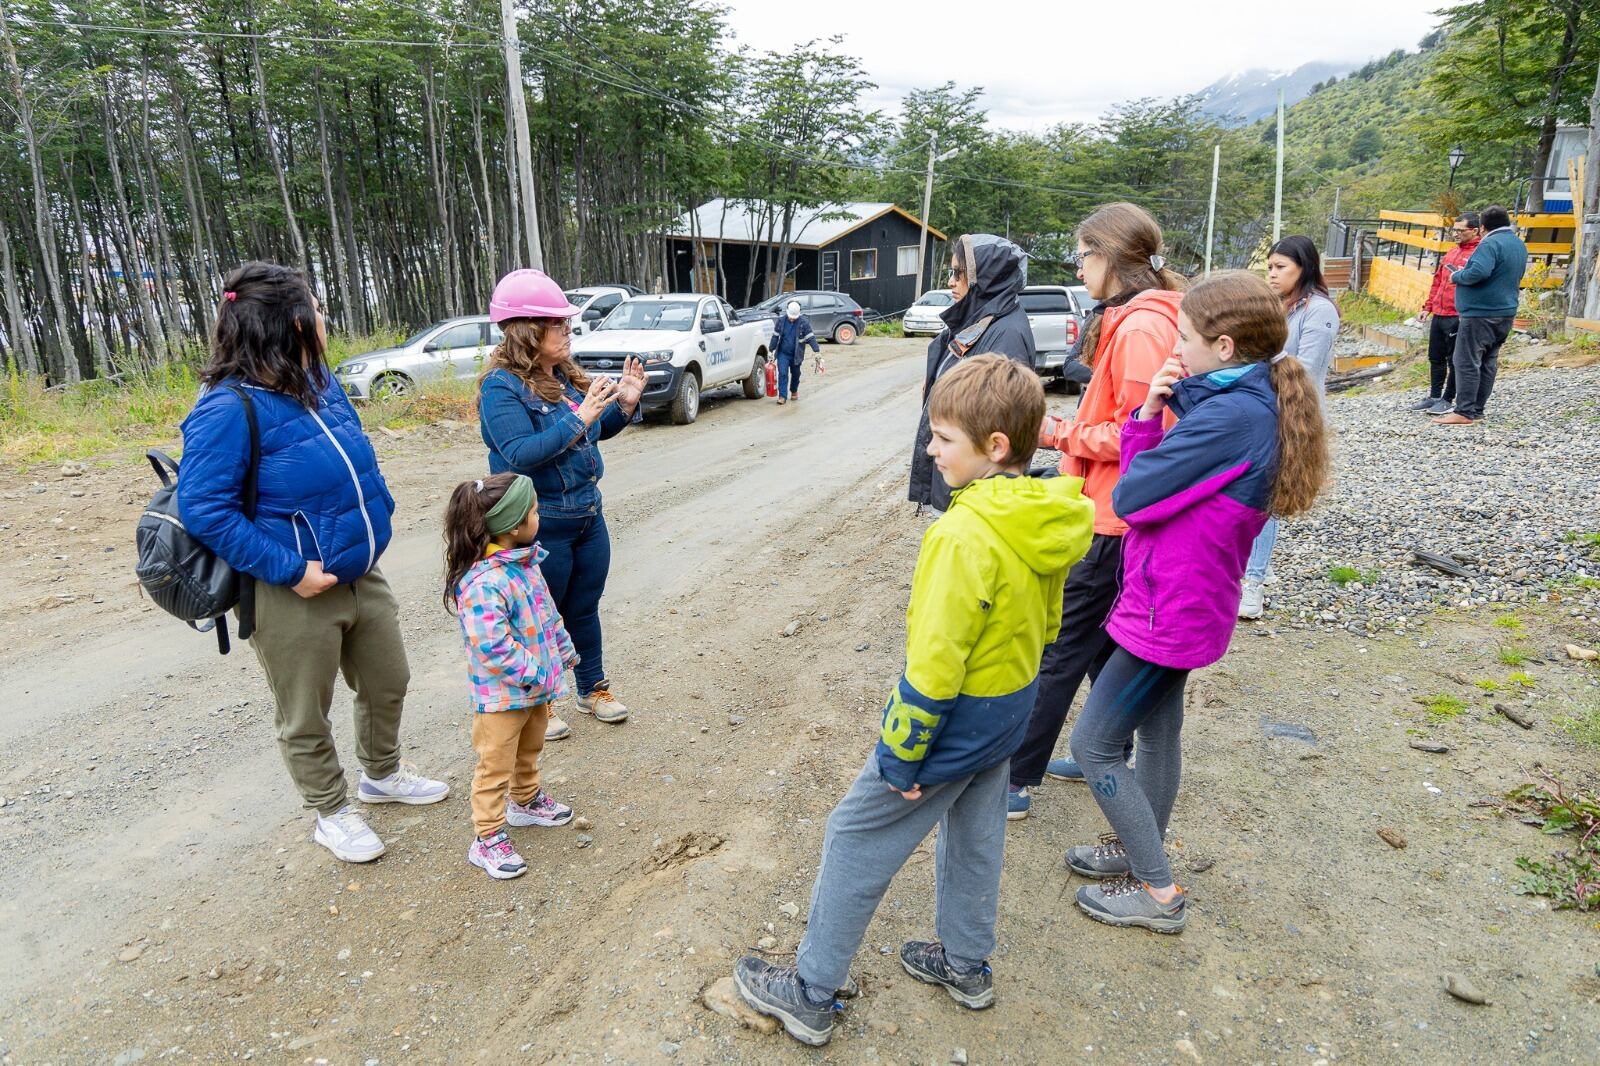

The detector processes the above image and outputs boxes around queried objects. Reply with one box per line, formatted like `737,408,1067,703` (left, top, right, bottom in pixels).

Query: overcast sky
719,0,1445,129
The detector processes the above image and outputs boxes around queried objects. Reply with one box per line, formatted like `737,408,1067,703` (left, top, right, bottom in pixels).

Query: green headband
484,475,536,536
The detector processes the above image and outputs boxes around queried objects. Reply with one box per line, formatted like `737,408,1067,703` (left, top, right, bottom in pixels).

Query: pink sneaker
467,830,527,880
507,789,574,828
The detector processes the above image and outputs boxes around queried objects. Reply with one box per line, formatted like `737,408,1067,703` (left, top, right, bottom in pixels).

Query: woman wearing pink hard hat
477,268,647,739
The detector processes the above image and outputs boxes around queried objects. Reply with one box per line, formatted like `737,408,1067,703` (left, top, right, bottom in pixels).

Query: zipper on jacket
1142,555,1156,631
308,407,376,573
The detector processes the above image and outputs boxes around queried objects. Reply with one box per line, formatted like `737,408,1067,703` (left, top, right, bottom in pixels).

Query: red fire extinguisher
764,357,778,397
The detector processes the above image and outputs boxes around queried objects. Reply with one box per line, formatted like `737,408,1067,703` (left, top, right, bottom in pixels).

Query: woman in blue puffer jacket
177,261,449,865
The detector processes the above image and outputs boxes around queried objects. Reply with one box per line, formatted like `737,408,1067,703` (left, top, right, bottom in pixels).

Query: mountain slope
1197,62,1352,124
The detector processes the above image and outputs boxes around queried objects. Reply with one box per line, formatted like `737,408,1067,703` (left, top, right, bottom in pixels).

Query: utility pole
1273,89,1285,244
916,134,938,300
1569,59,1600,325
1204,144,1220,275
915,135,959,299
501,0,543,269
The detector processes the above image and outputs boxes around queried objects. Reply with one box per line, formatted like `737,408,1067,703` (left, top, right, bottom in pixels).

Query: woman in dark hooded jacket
907,234,1036,511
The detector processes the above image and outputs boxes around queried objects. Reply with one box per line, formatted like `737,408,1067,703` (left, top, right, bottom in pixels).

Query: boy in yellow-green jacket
734,355,1095,1046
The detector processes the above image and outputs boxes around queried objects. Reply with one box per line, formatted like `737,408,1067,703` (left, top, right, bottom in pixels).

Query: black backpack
135,385,260,654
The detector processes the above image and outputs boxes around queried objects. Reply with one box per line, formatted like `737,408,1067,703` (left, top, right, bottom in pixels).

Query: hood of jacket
940,234,1028,334
1094,288,1183,357
947,473,1094,576
1168,359,1277,420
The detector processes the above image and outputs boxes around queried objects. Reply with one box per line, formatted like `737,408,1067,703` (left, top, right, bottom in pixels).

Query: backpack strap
146,450,180,487
226,385,261,644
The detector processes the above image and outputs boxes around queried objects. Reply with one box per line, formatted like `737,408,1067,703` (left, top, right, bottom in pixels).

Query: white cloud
718,0,1443,128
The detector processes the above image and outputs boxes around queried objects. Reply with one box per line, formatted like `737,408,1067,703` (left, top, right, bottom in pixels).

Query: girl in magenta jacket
1065,271,1330,934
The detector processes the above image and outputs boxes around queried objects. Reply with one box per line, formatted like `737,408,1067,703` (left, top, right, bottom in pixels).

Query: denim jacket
478,367,637,518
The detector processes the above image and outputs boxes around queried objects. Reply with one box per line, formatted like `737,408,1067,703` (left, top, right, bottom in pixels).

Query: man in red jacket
1412,212,1482,415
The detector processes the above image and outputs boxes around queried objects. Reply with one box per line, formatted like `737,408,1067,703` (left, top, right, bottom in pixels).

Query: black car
735,290,867,345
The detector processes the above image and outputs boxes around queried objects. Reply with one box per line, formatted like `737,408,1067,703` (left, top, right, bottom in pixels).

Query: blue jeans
535,509,611,696
1245,516,1277,581
777,353,803,399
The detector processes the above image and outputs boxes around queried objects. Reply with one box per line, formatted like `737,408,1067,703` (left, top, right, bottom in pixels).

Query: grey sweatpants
795,754,1009,994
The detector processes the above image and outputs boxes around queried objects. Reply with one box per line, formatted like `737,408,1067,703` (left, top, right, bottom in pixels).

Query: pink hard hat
489,268,581,323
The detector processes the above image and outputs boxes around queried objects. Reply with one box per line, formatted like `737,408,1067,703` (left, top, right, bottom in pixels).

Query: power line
22,16,501,50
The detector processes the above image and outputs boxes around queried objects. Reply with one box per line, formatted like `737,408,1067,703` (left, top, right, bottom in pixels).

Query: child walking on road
1066,272,1328,933
444,473,577,880
733,356,1094,1045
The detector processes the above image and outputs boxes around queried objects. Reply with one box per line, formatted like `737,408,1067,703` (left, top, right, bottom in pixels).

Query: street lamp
1447,145,1466,189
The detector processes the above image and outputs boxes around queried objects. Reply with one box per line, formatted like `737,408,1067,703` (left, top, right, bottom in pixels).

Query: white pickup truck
569,294,770,424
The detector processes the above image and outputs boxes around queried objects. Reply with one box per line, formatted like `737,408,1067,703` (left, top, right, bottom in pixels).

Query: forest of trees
0,0,1594,386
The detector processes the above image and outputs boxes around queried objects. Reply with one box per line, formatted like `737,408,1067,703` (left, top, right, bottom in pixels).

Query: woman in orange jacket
1007,202,1187,819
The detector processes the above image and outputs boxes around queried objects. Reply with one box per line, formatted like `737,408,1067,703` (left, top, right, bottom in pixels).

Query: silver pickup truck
1020,285,1096,383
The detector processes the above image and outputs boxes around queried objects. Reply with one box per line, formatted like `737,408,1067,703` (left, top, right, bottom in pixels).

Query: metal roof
663,199,947,248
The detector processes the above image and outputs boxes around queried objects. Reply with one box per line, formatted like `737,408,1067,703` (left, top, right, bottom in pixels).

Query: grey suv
736,290,867,344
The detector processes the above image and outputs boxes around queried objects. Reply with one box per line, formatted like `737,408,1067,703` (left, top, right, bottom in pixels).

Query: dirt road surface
3,337,1598,1064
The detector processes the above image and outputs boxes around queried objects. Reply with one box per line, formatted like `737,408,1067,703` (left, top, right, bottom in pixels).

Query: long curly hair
481,317,590,403
1180,271,1329,518
1076,202,1188,363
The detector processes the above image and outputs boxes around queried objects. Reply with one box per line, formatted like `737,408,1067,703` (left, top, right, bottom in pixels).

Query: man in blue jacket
1435,204,1528,425
768,300,819,404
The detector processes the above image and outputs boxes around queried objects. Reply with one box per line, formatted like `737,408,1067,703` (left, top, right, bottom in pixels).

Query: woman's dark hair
202,261,327,407
1480,205,1511,231
442,472,526,610
1267,235,1329,302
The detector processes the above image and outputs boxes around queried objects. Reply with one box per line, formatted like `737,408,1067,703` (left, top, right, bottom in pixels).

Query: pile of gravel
1039,364,1600,635
1264,363,1600,634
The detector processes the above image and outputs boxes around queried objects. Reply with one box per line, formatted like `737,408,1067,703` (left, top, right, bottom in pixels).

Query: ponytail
1181,271,1330,518
1267,356,1330,517
442,472,519,610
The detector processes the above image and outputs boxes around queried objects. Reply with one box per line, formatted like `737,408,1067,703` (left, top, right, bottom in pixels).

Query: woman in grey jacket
1240,236,1339,619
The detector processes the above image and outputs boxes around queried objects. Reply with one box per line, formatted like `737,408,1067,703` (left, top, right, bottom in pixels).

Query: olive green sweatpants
249,568,410,816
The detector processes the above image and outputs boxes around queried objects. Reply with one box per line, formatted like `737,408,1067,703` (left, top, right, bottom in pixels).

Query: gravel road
3,338,1599,1065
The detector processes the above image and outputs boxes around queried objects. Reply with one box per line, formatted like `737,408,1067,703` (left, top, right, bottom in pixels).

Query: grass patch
1475,678,1499,692
1493,613,1524,631
863,321,903,338
1328,565,1379,586
1336,291,1408,329
0,330,408,468
1555,703,1600,751
1507,670,1536,688
1420,693,1468,720
1497,647,1530,666
1502,773,1600,910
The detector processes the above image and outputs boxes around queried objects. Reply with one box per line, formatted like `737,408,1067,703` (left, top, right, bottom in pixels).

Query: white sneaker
1238,579,1265,620
314,805,386,863
545,714,572,741
357,761,450,806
